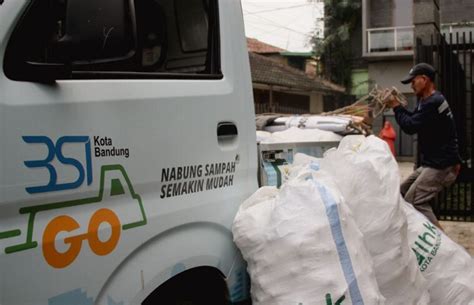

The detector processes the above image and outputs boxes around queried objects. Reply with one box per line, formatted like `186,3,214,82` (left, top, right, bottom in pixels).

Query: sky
241,0,324,52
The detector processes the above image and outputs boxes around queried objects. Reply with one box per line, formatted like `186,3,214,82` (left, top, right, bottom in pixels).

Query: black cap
401,63,436,84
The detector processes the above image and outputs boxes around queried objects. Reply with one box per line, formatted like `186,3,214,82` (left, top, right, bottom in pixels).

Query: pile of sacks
233,135,474,305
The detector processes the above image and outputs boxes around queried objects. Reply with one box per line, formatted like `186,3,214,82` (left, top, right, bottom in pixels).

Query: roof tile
249,52,345,93
247,38,286,54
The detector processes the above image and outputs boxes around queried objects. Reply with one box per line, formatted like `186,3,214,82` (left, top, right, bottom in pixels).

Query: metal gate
416,32,474,221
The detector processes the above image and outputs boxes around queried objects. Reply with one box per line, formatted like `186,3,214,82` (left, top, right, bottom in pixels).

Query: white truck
0,0,257,304
0,0,341,304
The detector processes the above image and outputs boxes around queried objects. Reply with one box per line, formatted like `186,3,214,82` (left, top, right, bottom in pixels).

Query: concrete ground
398,162,474,256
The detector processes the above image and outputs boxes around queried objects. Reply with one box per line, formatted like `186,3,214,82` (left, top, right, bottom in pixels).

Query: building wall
368,0,393,28
305,60,318,78
367,0,412,28
310,93,324,114
351,69,369,97
253,88,269,105
275,91,310,113
393,0,412,26
252,87,311,114
440,0,474,23
368,60,413,93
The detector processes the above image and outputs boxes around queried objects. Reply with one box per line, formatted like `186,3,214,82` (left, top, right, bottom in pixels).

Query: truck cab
0,0,257,304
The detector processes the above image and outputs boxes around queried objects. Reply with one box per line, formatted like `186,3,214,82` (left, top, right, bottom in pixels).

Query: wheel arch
94,221,241,305
142,266,229,305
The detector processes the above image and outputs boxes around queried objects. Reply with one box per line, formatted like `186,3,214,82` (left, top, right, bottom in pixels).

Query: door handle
217,122,238,137
217,122,238,147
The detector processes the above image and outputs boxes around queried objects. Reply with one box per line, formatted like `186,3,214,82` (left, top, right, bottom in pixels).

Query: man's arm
393,103,437,135
386,94,438,135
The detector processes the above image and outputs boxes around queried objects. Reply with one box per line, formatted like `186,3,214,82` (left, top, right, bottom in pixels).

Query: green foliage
311,0,361,91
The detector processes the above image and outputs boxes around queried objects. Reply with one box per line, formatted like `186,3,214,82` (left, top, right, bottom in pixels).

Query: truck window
4,0,221,80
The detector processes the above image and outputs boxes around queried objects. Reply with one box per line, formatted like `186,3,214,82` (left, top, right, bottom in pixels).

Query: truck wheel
142,266,229,305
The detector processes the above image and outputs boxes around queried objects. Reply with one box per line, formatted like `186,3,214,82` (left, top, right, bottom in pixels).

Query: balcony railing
441,22,474,42
367,26,414,54
441,22,474,35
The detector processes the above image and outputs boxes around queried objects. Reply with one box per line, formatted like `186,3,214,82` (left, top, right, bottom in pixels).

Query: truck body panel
0,0,257,304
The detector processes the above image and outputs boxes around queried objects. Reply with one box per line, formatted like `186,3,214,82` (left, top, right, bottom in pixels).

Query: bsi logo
23,136,93,194
0,164,147,268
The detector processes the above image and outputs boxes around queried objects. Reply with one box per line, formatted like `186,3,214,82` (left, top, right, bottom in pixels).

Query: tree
311,0,361,91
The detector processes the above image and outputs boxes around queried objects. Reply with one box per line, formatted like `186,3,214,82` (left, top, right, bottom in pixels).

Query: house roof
248,52,345,93
247,38,286,54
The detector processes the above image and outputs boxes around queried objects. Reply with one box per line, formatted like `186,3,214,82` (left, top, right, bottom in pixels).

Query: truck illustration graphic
0,164,147,268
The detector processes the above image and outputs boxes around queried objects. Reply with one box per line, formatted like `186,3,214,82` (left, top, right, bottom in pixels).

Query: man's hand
385,94,402,109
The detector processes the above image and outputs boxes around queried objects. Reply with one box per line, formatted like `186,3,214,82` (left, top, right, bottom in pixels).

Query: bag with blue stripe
232,163,384,305
321,135,429,305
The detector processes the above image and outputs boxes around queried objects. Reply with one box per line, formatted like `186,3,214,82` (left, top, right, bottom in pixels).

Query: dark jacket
393,91,461,169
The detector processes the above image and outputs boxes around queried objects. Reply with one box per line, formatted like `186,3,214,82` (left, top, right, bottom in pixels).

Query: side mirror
55,0,136,63
21,62,71,83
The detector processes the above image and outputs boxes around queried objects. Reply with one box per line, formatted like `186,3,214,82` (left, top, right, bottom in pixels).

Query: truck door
0,0,256,304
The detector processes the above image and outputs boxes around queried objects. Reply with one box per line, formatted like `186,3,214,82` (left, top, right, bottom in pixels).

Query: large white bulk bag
232,165,384,305
402,200,474,305
320,135,429,305
262,127,342,143
256,130,272,143
280,115,351,133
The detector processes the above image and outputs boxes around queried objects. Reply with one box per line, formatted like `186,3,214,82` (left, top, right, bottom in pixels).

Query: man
387,63,461,229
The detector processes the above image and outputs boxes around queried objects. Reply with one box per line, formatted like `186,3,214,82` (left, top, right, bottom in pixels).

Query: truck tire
142,266,230,305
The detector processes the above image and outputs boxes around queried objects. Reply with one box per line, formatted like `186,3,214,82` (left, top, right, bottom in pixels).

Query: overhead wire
243,10,311,37
245,8,315,44
243,3,312,14
242,1,321,51
250,10,313,37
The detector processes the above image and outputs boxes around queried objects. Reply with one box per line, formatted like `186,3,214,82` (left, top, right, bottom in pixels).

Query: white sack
279,115,352,133
233,165,385,305
402,201,474,305
292,152,321,167
256,130,272,143
263,124,288,133
320,135,429,305
261,127,342,143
